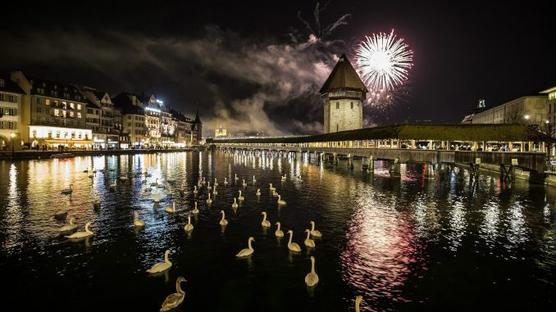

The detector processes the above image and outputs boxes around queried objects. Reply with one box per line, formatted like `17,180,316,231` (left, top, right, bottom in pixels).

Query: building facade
471,96,549,132
0,77,24,150
10,71,92,149
320,54,367,133
113,93,147,147
81,88,123,149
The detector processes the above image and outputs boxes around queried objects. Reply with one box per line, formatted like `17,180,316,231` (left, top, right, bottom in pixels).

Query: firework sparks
355,29,413,94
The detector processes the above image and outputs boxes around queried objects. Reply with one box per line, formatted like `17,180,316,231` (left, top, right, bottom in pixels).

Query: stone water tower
320,54,367,133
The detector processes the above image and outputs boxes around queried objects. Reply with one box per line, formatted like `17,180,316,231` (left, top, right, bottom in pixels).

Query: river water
0,151,554,311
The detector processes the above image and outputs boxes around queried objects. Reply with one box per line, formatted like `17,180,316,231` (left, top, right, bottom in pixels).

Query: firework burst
355,29,413,96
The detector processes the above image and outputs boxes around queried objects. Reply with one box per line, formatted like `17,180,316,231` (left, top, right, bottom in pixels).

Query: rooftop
319,54,368,94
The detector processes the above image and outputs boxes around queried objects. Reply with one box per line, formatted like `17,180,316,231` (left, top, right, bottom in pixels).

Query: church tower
320,54,367,133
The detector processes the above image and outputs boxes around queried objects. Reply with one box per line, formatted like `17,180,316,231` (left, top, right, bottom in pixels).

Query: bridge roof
209,124,553,144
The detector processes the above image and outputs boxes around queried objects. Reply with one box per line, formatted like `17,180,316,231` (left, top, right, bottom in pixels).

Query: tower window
336,102,339,109
351,102,353,109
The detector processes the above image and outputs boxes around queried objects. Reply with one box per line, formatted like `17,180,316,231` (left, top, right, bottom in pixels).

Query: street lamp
10,132,15,155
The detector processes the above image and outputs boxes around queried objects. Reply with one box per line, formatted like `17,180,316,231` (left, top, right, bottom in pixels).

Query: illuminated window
54,109,59,116
69,111,74,117
70,102,75,109
45,99,50,105
77,104,81,110
77,112,82,118
56,131,60,138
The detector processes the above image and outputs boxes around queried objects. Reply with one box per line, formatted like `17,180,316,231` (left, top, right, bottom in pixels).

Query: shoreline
0,147,203,160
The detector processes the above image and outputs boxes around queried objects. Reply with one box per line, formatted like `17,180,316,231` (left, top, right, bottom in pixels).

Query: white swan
110,179,118,190
59,217,78,234
150,179,159,187
213,186,218,195
304,229,316,248
261,212,271,228
232,198,238,209
252,175,256,184
61,184,73,195
207,181,212,191
214,177,218,187
256,188,261,196
309,221,322,238
235,237,255,258
355,296,363,312
206,193,213,204
269,183,275,192
219,210,228,226
191,202,199,214
65,222,94,239
165,201,177,213
183,215,194,232
160,276,186,312
134,211,145,228
152,192,163,203
281,174,286,182
242,179,247,187
224,177,228,186
238,190,244,201
275,222,284,238
147,250,172,274
277,195,287,206
193,185,198,195
234,173,239,181
304,256,319,287
287,230,301,252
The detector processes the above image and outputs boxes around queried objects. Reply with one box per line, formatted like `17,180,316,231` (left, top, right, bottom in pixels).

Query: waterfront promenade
0,147,202,160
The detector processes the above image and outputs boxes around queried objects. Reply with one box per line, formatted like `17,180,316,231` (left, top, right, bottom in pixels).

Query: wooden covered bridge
207,124,554,182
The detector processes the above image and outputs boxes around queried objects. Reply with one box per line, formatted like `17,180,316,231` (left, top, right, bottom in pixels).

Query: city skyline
0,0,554,135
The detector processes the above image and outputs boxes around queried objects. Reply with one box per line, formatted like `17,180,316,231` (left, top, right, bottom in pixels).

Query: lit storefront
29,125,93,148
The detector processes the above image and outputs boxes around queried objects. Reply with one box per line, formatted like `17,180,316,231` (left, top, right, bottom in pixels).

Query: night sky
1,0,554,135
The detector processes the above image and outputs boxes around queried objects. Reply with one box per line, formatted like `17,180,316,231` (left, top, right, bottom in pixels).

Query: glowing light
355,29,413,93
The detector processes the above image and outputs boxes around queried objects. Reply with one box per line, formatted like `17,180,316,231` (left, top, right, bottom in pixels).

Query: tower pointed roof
319,54,368,94
194,108,201,123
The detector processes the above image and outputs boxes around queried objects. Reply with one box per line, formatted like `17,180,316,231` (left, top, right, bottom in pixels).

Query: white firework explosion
355,29,413,94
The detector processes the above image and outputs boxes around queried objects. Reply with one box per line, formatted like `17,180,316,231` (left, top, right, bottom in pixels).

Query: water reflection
0,152,555,311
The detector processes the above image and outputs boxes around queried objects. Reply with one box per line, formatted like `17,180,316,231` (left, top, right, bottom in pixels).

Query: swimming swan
191,202,199,214
232,198,238,209
309,221,322,238
134,211,145,227
183,215,194,232
355,296,363,312
59,217,78,234
256,188,261,196
277,195,286,206
235,237,255,258
160,276,186,312
304,256,319,287
147,250,172,274
206,193,213,204
61,184,73,195
275,222,284,238
165,201,177,213
304,229,315,248
261,212,271,228
65,222,94,239
219,210,228,226
287,230,301,252
238,190,244,201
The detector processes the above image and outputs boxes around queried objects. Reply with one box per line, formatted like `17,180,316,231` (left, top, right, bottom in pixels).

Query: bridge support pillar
347,154,354,170
333,153,338,166
424,163,435,179
390,158,401,177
